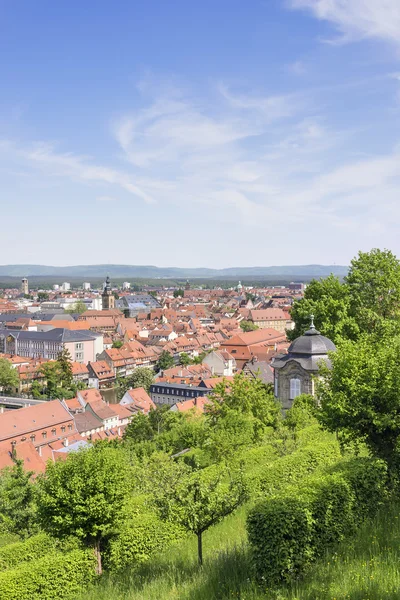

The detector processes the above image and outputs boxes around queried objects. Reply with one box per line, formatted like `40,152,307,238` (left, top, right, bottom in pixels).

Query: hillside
0,264,348,279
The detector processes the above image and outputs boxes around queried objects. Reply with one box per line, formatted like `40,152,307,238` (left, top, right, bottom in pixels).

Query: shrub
0,533,56,571
247,457,388,585
0,548,96,600
104,512,185,571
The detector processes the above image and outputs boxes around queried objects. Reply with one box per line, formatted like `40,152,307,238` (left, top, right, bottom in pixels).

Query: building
122,282,131,290
272,318,336,410
150,382,208,406
220,328,286,370
61,282,71,292
202,350,236,376
249,308,293,333
102,276,115,310
116,294,161,317
21,278,29,295
83,282,91,290
120,387,156,414
0,328,103,362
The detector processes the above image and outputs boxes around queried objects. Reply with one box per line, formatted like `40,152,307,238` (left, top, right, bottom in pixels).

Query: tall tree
157,351,175,371
0,460,37,538
317,331,400,468
345,248,400,332
117,367,154,399
56,347,73,388
0,359,19,394
37,445,132,574
288,274,358,344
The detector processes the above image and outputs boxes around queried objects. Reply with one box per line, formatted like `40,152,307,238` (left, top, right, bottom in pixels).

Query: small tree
156,464,247,565
65,300,87,314
179,352,192,366
0,460,37,538
240,320,258,332
117,367,154,399
0,358,19,394
112,340,123,349
37,292,49,302
37,445,132,574
56,347,73,388
157,350,175,371
173,289,184,298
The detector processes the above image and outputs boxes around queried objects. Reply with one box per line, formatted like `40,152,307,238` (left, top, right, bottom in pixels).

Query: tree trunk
94,538,102,575
197,531,203,566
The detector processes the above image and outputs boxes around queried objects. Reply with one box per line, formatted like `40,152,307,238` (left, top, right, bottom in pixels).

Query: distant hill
0,264,348,279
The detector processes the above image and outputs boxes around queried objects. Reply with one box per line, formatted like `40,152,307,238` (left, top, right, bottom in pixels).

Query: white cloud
96,195,118,203
290,0,400,47
286,60,307,75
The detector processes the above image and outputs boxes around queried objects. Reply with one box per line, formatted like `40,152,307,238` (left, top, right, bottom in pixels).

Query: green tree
0,358,19,394
157,350,175,371
56,347,73,388
318,332,400,469
288,274,358,344
123,412,154,444
149,291,158,299
240,320,258,332
65,300,87,314
179,352,192,366
39,362,61,398
112,340,123,349
117,367,154,399
346,248,400,333
37,445,132,574
0,460,37,538
37,292,49,302
155,464,247,565
173,289,184,298
245,292,256,302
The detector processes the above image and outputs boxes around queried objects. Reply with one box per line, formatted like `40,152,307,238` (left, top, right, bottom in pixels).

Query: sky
1,0,400,268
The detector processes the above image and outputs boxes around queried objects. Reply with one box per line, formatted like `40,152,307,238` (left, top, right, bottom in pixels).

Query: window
231,350,237,354
290,378,301,400
76,352,84,361
51,428,56,435
75,342,84,350
30,434,36,442
42,431,47,439
68,424,73,431
274,376,278,397
61,426,66,433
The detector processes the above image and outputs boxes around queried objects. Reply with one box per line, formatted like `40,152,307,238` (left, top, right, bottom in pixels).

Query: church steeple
102,275,115,310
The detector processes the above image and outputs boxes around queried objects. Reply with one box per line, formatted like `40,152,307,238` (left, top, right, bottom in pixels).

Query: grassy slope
81,499,400,600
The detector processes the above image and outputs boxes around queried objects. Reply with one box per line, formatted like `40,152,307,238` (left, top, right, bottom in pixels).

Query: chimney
37,445,42,456
63,438,69,447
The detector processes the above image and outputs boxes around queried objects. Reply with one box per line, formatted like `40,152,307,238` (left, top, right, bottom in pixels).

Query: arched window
290,378,301,400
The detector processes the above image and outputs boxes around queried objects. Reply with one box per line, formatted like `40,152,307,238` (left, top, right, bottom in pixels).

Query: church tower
102,276,115,310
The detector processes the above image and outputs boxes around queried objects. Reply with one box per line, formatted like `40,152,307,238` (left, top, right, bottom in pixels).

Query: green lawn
80,499,400,600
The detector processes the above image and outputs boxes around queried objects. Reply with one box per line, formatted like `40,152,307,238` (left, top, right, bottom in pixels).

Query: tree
113,291,119,300
240,320,258,332
155,464,247,565
288,274,358,344
0,460,37,538
39,362,61,398
37,292,49,302
179,352,191,366
245,292,256,302
173,289,184,298
123,412,154,443
56,347,73,388
157,350,175,371
65,300,87,314
0,359,19,394
112,340,123,349
117,367,154,399
37,445,132,574
317,331,400,469
149,291,158,299
345,248,400,333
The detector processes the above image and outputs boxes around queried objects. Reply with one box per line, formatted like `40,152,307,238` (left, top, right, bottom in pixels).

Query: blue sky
1,0,400,268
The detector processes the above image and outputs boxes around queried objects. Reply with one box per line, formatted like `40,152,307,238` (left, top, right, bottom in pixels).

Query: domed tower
237,281,243,293
102,275,115,310
272,316,336,410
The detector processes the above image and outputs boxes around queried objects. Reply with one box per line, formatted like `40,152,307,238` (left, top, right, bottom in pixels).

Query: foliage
38,349,77,399
173,289,184,298
284,394,318,433
37,445,133,574
0,533,56,571
179,352,191,366
0,358,19,394
117,367,154,399
288,274,358,343
157,350,175,371
0,548,96,600
56,347,73,388
240,320,258,332
0,461,37,538
317,332,400,468
37,292,49,302
245,292,256,302
65,300,87,314
155,463,248,564
112,340,123,348
247,456,388,585
346,248,400,333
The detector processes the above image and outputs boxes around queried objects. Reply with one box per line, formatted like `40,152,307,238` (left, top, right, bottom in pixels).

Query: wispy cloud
290,0,400,47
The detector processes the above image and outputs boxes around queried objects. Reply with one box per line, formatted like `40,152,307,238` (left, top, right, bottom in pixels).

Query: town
0,276,305,471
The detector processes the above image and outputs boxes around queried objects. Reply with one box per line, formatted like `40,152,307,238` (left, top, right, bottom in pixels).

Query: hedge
0,533,57,571
104,511,185,571
247,456,388,585
247,439,341,496
0,548,96,600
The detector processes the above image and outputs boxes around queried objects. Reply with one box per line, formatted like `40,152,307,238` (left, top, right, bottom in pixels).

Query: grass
80,499,400,600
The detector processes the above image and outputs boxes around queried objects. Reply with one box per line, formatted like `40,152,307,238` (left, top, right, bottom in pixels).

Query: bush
248,440,341,496
0,548,96,600
104,512,185,571
0,533,56,571
247,457,388,585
